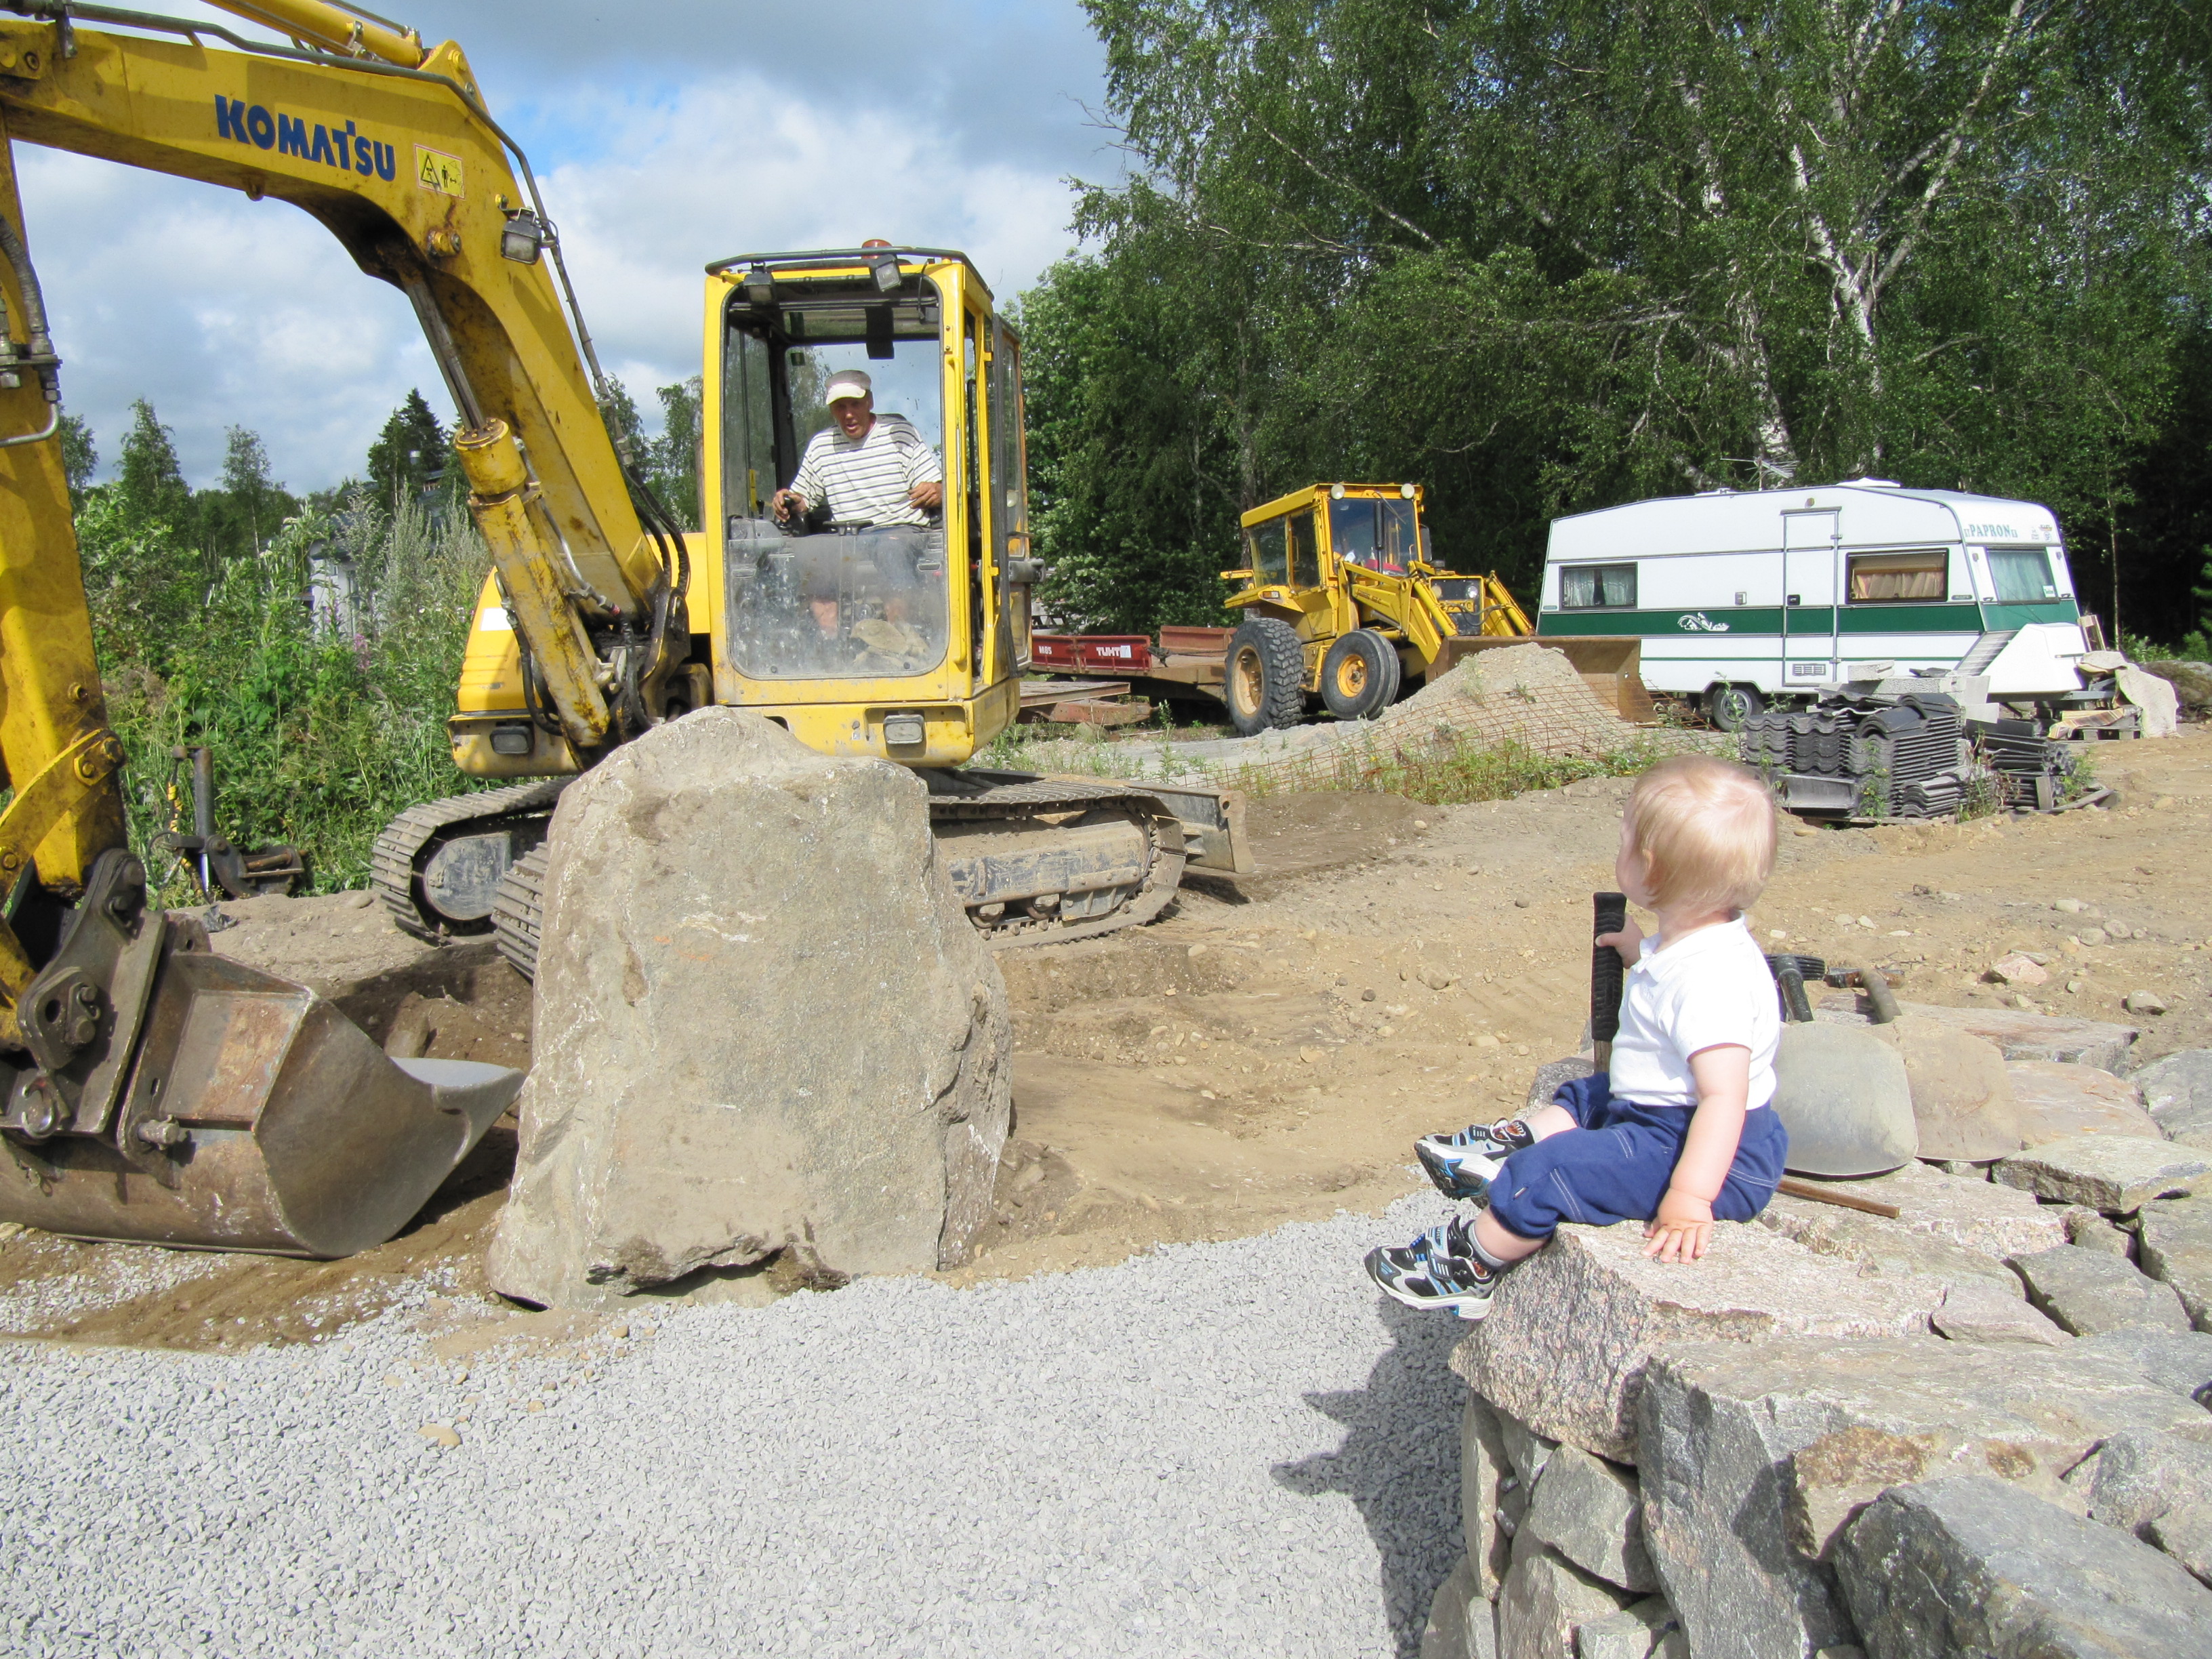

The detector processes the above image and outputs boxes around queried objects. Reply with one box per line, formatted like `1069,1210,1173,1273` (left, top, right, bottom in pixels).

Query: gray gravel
0,1193,1465,1658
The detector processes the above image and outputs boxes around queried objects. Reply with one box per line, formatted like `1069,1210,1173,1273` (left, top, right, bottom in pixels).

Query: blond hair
1624,754,1777,916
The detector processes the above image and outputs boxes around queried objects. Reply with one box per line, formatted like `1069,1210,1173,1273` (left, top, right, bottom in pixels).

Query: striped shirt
789,413,943,528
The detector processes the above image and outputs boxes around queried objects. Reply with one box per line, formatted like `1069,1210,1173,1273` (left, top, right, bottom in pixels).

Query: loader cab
698,246,1031,764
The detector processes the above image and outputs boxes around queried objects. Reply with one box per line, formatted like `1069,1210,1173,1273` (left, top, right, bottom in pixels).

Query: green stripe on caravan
214,97,396,180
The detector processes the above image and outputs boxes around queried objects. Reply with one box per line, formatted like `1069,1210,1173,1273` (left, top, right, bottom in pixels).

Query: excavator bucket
0,905,522,1258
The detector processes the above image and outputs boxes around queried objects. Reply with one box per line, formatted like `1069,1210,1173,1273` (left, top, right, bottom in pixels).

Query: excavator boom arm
0,0,672,750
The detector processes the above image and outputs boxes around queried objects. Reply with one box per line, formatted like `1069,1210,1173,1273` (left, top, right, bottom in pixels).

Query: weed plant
81,488,489,900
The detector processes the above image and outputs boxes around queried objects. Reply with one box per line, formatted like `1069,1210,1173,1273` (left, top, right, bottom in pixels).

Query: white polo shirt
1607,916,1779,1111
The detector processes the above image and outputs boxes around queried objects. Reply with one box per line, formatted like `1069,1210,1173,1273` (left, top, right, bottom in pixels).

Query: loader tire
1225,617,1307,735
1320,629,1399,721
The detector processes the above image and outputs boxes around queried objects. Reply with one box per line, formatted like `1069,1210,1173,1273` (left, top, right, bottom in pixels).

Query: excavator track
371,777,573,943
478,769,1197,983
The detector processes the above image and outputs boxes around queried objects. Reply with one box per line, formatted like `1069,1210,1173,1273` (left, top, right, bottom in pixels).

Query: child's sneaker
1364,1216,1502,1319
1413,1117,1537,1201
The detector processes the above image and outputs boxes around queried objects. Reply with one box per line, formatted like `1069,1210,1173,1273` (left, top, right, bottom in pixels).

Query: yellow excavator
0,0,1245,1253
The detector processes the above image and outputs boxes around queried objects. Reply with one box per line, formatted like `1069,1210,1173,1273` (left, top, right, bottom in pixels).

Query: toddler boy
1365,754,1788,1318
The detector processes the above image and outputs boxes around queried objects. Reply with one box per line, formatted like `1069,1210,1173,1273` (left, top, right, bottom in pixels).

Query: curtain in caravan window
1560,563,1635,608
1986,547,2057,602
1847,550,1948,602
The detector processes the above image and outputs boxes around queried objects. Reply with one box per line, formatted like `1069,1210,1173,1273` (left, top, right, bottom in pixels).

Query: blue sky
33,0,1116,489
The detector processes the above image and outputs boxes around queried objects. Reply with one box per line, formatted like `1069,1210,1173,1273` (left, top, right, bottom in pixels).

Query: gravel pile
0,1193,1465,1658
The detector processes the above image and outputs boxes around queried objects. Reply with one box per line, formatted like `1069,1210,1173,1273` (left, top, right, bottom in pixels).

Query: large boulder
488,710,1012,1307
1994,1134,2211,1214
2139,1191,2212,1328
2089,1429,2212,1541
1635,1336,2212,1659
1885,1001,2137,1071
1878,1017,2021,1162
2007,1061,2163,1145
2139,1049,2212,1149
2074,1326,2212,1406
1834,1475,2212,1658
1450,1223,1943,1463
1756,1160,2063,1258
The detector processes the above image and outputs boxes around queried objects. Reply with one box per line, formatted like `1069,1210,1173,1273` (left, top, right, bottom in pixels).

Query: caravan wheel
1706,684,1764,732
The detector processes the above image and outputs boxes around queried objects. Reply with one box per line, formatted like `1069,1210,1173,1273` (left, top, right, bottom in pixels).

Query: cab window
1287,512,1319,587
1247,518,1289,584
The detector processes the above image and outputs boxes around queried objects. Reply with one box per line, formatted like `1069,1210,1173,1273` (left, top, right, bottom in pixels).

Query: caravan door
1782,510,1839,689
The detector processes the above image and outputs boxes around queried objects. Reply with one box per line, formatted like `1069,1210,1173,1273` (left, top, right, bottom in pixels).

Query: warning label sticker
415,144,464,197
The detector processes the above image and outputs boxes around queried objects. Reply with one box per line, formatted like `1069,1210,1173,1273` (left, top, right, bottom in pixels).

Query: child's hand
1643,1189,1714,1262
1595,914,1644,966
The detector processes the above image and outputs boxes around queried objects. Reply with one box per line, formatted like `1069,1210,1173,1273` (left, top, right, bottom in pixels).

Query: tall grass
82,489,488,898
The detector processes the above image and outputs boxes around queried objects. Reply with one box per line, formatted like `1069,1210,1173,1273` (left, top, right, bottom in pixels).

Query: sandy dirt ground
3,731,2207,1349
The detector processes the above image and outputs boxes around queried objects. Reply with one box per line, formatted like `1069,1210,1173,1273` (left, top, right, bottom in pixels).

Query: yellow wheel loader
0,0,1246,1254
1220,481,1647,733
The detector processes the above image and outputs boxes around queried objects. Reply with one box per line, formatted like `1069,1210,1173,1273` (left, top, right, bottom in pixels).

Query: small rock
2073,1326,2212,1406
1835,1474,2212,1659
2108,922,2137,941
345,889,375,909
1931,1277,2069,1345
1186,943,1208,958
1462,1392,1516,1597
1476,1033,1502,1049
2007,1244,2189,1335
1572,1597,1675,1659
2127,990,2169,1016
1497,1533,1635,1659
2063,1207,2137,1258
1361,989,1377,1002
2055,899,2089,914
2137,1191,2212,1327
2089,1428,2212,1540
1995,1134,2212,1213
1418,1553,1483,1659
2078,926,2110,947
418,1424,461,1448
1499,1414,1559,1490
2137,1050,2212,1150
2150,1504,2212,1589
1988,953,2050,986
1523,1444,1658,1593
1298,1047,1326,1064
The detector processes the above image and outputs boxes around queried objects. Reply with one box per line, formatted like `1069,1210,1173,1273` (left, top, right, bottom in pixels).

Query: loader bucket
0,938,523,1257
1429,634,1656,724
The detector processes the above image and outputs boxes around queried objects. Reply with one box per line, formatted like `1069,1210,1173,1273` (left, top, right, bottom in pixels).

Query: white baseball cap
824,369,873,405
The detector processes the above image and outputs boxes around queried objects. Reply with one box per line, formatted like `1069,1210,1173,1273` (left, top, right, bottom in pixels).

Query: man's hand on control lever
771,488,803,523
909,480,943,512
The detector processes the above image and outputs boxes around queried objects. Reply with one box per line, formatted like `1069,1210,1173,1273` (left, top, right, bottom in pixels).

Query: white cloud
29,1,1109,491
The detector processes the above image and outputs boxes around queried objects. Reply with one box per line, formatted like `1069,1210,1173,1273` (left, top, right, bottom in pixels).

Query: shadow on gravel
1272,1297,1466,1658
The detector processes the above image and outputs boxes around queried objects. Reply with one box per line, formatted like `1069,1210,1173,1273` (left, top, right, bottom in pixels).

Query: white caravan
1536,482,2091,726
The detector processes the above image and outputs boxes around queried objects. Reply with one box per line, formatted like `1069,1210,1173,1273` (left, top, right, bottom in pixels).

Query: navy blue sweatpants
1483,1071,1788,1241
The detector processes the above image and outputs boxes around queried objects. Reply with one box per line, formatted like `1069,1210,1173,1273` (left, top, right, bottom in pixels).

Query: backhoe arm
0,0,680,753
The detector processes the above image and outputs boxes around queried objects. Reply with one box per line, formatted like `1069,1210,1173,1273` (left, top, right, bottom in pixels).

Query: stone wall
1419,1034,2212,1659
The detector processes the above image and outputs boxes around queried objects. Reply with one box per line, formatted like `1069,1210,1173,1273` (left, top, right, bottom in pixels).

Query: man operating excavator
771,369,944,529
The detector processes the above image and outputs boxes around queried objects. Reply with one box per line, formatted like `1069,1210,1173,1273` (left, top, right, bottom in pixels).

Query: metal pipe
201,0,422,66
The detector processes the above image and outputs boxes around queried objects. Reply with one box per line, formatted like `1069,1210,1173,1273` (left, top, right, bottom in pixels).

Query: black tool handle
1774,958,1814,1023
1591,891,1628,1046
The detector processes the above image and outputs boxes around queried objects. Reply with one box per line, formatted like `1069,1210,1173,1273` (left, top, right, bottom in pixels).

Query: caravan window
1986,546,2059,602
1847,550,1947,603
1559,562,1636,609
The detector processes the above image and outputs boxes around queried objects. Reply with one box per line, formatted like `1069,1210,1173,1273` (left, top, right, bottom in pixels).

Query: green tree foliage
365,388,449,510
59,410,96,511
65,396,489,895
648,374,703,531
1033,0,2212,636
